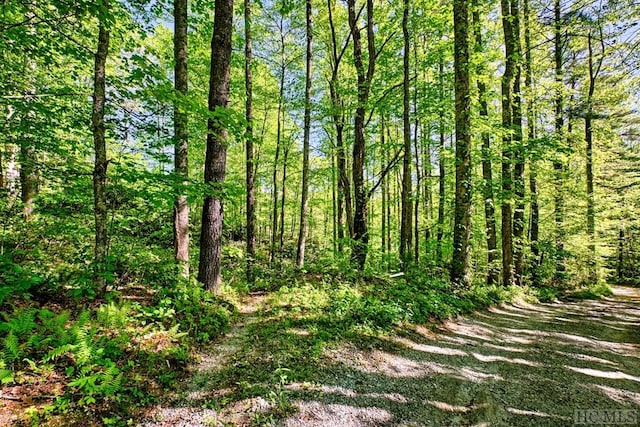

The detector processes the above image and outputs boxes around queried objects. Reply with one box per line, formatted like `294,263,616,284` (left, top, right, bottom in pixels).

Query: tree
499,0,520,287
472,0,498,285
198,0,234,292
553,0,566,280
92,11,110,296
295,0,313,269
174,0,189,278
451,0,472,288
326,0,354,249
585,25,604,282
245,0,256,283
523,0,540,284
347,0,375,269
399,0,413,267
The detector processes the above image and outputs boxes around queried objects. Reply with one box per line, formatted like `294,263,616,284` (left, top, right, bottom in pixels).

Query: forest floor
140,286,640,426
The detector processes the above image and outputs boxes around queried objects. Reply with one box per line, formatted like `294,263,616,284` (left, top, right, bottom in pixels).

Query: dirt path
142,286,640,426
286,286,640,426
141,293,268,426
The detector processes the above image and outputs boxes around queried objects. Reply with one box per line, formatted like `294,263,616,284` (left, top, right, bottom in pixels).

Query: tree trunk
198,0,233,292
174,0,189,278
327,0,353,244
19,141,37,219
451,0,472,288
510,0,525,287
347,0,375,269
472,2,498,285
500,0,517,287
553,0,566,280
523,0,540,284
436,58,446,264
92,22,110,296
399,0,412,267
381,116,387,255
617,227,624,280
296,0,313,269
279,142,290,253
585,28,603,283
270,36,285,265
245,0,256,283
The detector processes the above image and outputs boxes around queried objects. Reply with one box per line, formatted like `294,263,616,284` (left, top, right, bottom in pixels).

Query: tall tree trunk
198,0,233,292
523,0,540,284
413,108,420,262
436,58,446,264
174,0,189,278
585,28,603,283
327,0,353,244
399,0,412,267
270,38,285,265
92,22,110,296
617,227,624,280
331,149,338,255
500,0,516,287
347,0,375,269
381,116,387,255
451,0,472,288
245,0,256,283
19,141,37,219
510,0,525,287
553,0,566,280
472,1,498,285
279,142,289,253
296,0,313,268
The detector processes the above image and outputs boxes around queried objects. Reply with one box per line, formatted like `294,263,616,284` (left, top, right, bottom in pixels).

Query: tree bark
245,0,256,283
279,141,289,253
523,0,540,285
472,1,498,285
19,140,37,219
198,0,233,292
347,0,375,269
451,0,472,288
327,0,353,245
585,27,603,283
500,0,516,287
296,0,313,269
510,0,525,287
399,0,412,267
92,21,110,296
174,0,189,278
553,0,566,280
270,29,285,265
436,58,446,265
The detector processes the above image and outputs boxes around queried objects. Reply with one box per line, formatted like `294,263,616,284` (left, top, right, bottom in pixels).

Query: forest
1,0,639,424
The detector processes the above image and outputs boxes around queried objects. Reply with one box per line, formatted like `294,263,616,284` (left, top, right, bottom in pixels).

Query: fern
74,326,96,366
43,343,74,363
3,332,19,363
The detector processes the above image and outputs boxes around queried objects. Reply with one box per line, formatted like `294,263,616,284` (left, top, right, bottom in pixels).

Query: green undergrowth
0,275,233,425
565,282,614,300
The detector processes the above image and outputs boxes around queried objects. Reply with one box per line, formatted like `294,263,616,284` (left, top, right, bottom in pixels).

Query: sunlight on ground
283,401,393,426
286,383,409,403
425,400,488,413
471,353,540,367
588,384,640,405
554,350,619,366
565,366,640,382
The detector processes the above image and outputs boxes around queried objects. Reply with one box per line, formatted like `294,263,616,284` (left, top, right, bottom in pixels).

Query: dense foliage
0,0,638,423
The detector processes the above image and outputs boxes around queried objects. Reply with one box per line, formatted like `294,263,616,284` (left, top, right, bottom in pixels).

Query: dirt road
285,286,640,426
144,287,640,426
